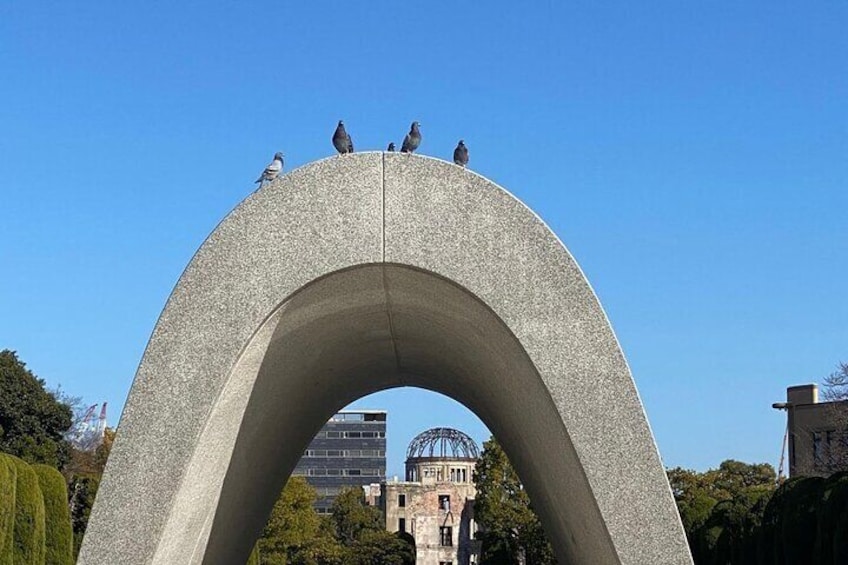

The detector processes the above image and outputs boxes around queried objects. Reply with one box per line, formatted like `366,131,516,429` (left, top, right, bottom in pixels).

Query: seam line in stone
381,151,386,262
381,265,404,380
379,154,402,380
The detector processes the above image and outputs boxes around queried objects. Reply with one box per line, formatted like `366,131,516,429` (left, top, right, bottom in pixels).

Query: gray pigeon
387,142,396,152
453,140,469,167
401,121,421,153
332,120,353,154
255,152,284,185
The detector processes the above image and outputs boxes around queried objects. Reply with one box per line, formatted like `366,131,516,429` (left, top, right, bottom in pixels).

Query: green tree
63,427,114,559
329,487,383,545
258,477,342,565
473,437,556,565
344,530,415,565
0,350,73,468
67,475,99,558
667,467,719,536
667,461,775,528
329,486,413,565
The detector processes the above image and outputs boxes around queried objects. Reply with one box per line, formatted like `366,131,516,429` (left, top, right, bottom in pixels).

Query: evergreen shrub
33,464,73,565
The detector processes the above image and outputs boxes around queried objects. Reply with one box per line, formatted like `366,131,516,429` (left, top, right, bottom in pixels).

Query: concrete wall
79,153,692,565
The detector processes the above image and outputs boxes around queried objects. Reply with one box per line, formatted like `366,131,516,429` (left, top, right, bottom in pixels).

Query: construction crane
67,402,108,451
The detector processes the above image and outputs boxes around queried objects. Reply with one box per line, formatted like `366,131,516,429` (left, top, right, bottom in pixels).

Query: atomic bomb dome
406,427,480,461
381,428,482,564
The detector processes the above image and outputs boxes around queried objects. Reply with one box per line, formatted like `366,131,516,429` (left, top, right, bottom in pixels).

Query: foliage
781,476,824,565
256,481,414,565
667,467,718,535
0,351,73,468
0,455,16,565
344,529,415,565
246,544,259,565
820,362,848,473
32,464,73,565
328,487,383,545
68,475,100,559
668,460,775,539
328,487,413,565
65,427,113,558
674,471,848,565
668,460,777,564
822,362,848,402
473,437,556,565
814,471,848,565
258,476,338,564
8,454,46,565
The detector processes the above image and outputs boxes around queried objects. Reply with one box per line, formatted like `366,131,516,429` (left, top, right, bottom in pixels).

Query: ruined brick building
381,428,481,565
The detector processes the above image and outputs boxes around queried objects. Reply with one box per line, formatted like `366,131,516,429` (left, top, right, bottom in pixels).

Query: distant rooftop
329,410,387,422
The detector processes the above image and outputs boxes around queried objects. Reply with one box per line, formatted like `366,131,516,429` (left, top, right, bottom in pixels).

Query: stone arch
79,153,692,564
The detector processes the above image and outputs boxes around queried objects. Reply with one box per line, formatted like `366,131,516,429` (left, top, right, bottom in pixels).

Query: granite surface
78,152,693,565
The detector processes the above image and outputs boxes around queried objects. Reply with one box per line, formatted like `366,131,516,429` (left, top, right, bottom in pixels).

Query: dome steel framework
406,427,480,460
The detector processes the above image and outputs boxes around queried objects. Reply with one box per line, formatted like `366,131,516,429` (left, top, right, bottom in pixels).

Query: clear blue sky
1,2,845,478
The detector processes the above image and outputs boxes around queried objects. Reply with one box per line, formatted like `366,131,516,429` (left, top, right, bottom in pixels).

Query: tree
258,476,341,565
0,350,73,468
328,487,413,565
822,362,848,473
65,427,114,559
667,460,776,564
822,362,848,402
473,437,556,565
344,530,415,565
667,467,718,535
328,487,383,546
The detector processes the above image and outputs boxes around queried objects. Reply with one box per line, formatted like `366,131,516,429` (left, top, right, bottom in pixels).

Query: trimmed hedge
781,476,824,564
817,472,848,565
0,455,16,565
32,465,73,565
246,544,259,565
8,455,46,565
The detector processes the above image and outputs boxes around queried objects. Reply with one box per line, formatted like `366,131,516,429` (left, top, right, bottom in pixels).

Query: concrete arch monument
79,152,693,564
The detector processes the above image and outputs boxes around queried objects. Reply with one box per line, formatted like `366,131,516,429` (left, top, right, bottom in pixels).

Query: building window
813,431,824,467
439,495,451,512
398,494,406,508
439,526,453,546
398,518,406,533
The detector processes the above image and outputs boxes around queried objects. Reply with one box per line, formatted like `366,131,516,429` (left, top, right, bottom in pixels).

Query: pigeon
332,120,354,154
401,121,422,153
453,140,469,167
387,142,396,152
255,152,284,186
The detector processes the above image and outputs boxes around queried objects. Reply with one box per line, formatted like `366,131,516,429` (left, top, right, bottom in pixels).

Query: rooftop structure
774,384,848,478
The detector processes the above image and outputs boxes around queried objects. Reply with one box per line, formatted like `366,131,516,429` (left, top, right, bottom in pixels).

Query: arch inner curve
168,264,614,564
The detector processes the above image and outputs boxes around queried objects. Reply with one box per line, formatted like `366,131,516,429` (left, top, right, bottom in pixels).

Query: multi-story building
774,384,848,478
382,428,481,565
292,410,387,513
